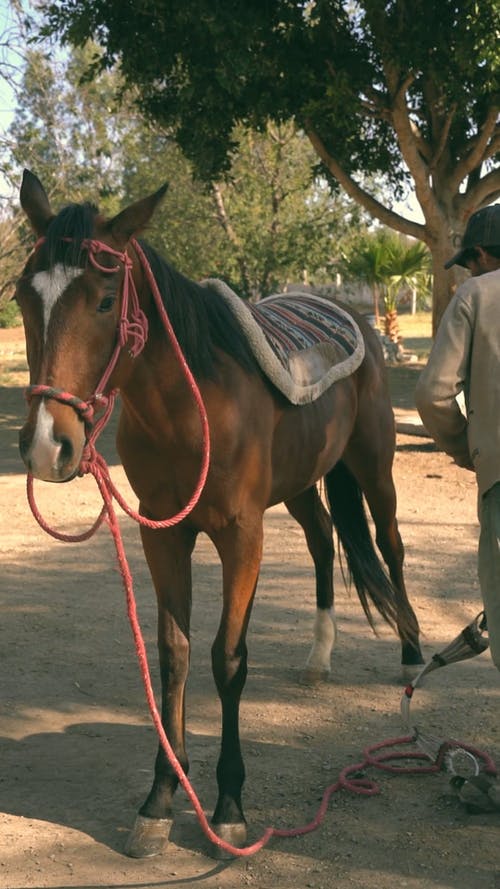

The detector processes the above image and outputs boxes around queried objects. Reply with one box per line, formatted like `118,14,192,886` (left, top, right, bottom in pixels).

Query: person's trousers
478,481,500,671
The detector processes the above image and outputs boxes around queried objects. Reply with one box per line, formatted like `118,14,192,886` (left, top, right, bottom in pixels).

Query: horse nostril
57,435,74,467
19,429,31,464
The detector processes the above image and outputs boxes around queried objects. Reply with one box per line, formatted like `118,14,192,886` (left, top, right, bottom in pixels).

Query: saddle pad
202,279,365,405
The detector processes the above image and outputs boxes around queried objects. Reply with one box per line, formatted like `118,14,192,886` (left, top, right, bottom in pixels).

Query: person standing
415,204,500,674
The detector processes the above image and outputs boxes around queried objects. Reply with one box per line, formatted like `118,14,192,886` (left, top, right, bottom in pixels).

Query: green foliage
123,120,369,298
26,0,500,329
383,238,432,313
6,43,130,212
339,228,431,316
0,37,368,303
0,42,136,312
0,298,20,328
39,0,499,184
207,122,370,297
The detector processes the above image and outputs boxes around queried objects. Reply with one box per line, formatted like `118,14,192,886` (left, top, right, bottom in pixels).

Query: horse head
16,170,166,482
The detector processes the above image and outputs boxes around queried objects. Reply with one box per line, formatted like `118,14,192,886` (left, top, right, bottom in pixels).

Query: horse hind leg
285,486,337,684
363,473,424,678
341,449,424,678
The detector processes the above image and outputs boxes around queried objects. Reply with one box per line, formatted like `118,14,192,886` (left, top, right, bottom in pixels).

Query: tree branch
211,182,241,246
394,70,416,105
359,84,393,122
428,105,457,171
464,166,500,208
449,107,499,192
304,121,427,241
381,59,438,221
408,117,433,162
210,182,252,296
482,130,500,161
359,96,392,122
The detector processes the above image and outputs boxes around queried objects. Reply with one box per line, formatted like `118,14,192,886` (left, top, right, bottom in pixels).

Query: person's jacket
415,267,500,498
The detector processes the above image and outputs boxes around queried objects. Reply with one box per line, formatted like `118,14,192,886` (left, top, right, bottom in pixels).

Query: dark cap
445,204,500,269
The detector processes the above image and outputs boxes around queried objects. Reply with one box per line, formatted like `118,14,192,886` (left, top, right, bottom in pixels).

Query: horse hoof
124,814,173,858
300,666,331,685
210,821,247,859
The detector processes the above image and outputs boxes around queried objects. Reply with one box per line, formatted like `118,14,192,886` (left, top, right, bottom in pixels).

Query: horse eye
97,295,116,313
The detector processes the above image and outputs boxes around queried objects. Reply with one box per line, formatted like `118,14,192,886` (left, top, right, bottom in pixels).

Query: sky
0,0,24,200
0,0,22,122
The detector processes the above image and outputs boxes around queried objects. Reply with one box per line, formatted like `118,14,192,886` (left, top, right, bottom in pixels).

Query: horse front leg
125,523,196,859
209,515,263,857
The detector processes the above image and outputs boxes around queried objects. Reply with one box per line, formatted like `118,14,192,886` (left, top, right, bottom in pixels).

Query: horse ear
108,183,169,247
20,169,54,237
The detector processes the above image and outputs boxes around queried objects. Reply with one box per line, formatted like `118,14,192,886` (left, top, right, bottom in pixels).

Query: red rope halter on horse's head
26,237,148,446
25,236,210,532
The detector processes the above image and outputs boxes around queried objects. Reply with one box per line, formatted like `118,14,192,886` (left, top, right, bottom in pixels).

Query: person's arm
415,291,474,470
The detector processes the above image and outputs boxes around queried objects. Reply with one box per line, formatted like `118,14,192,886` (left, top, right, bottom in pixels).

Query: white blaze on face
32,263,82,341
29,400,62,480
27,263,82,479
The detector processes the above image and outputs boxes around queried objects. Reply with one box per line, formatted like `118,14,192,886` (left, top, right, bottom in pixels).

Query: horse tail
324,460,408,639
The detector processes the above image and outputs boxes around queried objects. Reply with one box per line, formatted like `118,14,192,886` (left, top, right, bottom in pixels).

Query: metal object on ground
401,612,493,779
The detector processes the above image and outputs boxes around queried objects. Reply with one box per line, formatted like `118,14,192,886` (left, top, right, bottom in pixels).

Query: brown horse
16,170,422,858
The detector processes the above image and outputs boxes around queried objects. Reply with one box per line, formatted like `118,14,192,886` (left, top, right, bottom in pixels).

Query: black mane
40,203,258,380
138,241,258,380
43,202,99,269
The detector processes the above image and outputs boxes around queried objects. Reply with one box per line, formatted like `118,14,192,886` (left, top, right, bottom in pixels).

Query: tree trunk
384,308,399,342
373,284,381,326
211,182,252,298
305,122,500,343
430,239,469,336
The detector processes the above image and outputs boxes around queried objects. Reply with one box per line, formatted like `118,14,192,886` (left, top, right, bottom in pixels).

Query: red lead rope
25,239,496,858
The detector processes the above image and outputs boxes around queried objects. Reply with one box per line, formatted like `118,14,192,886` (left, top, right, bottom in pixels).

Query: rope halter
25,236,210,530
25,237,149,448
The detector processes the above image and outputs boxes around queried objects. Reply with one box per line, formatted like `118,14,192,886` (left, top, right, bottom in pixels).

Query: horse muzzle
19,399,86,482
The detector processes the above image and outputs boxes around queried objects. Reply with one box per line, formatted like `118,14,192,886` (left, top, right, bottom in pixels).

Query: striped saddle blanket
202,281,365,405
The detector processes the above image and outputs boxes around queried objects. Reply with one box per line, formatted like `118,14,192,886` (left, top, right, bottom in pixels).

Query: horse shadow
0,719,238,858
0,709,365,864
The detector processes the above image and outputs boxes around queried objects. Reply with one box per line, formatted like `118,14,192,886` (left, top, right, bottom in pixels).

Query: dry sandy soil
0,326,499,889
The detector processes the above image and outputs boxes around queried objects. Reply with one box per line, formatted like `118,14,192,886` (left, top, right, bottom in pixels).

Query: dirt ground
0,326,499,889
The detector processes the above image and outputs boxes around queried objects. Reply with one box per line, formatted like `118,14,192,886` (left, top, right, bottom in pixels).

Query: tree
6,44,136,212
39,0,500,333
206,122,369,298
0,35,367,317
339,228,431,348
0,43,133,316
382,236,431,344
0,0,29,201
338,232,390,327
117,119,369,299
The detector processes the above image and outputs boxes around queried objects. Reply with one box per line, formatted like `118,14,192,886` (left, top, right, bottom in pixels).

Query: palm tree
338,231,391,326
383,237,432,344
339,229,431,350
